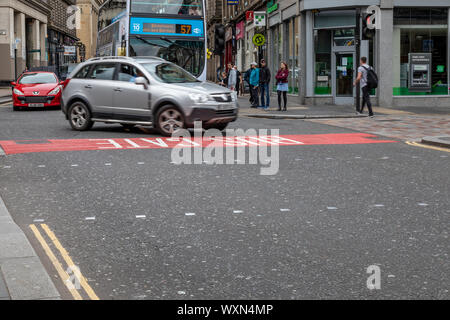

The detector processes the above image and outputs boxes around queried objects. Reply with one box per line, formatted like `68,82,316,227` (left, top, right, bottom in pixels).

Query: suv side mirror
135,77,149,89
10,82,16,86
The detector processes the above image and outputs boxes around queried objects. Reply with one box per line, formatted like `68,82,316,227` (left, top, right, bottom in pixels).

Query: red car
11,72,64,111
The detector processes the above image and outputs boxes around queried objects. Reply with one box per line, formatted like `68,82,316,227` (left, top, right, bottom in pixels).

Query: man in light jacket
227,63,237,91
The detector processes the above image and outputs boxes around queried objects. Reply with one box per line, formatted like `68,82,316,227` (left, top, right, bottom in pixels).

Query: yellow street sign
252,33,266,46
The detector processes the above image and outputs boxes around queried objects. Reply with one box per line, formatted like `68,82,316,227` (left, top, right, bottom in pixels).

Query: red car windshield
19,73,57,84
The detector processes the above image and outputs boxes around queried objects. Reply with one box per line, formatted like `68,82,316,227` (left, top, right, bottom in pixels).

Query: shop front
235,20,245,72
225,25,234,67
392,8,449,97
268,0,299,94
307,9,366,105
47,28,78,78
302,1,450,108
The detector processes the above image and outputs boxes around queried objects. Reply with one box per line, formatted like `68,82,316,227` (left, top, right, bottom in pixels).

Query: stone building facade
0,0,50,82
76,0,104,61
47,0,79,70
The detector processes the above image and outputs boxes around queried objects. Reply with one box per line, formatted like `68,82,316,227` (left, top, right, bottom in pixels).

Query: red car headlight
48,86,61,95
13,88,24,96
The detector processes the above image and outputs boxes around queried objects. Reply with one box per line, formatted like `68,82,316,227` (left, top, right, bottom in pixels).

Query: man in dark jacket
259,59,271,109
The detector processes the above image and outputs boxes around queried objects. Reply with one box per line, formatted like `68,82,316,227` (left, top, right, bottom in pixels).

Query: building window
393,8,449,96
314,29,332,95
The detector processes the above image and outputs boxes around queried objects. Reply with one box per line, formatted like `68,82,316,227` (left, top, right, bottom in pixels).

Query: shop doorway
332,52,355,105
331,29,356,105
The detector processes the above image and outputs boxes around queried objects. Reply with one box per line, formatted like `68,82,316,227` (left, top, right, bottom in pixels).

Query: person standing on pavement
259,59,271,110
234,65,242,96
353,56,374,117
275,62,289,111
249,62,260,108
219,71,228,87
244,67,253,102
227,63,237,91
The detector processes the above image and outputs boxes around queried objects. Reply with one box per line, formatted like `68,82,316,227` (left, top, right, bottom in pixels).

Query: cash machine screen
412,64,430,86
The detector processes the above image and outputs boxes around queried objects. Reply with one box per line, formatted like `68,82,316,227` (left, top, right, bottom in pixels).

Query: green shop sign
267,0,278,14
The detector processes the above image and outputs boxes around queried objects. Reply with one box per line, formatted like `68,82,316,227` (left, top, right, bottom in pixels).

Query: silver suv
61,56,238,136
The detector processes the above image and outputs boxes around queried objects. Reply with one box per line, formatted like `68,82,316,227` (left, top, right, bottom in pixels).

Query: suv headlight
189,93,211,104
48,86,61,95
13,88,24,96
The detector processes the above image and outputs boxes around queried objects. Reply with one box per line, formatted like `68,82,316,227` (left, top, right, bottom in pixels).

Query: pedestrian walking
227,63,237,91
354,56,376,117
259,59,271,110
249,62,260,108
275,62,289,111
234,65,242,96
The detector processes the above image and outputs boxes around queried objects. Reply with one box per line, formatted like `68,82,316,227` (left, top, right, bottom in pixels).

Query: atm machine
408,53,432,93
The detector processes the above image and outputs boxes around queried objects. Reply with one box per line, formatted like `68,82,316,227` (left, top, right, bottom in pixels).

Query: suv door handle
84,85,92,89
114,88,122,92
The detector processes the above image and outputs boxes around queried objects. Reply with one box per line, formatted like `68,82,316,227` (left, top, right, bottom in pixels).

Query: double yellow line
29,224,99,300
406,141,450,153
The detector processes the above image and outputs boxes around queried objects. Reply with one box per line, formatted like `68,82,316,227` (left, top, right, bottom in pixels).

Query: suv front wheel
68,101,93,131
155,105,185,136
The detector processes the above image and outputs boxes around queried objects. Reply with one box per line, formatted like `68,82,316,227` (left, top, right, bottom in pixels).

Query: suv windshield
19,73,57,84
142,62,199,83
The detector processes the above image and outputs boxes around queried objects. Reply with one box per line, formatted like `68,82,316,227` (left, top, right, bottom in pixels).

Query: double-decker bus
97,0,206,80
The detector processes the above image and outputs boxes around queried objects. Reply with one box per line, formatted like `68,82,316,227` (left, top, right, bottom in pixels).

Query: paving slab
0,196,60,300
0,272,9,299
1,257,60,300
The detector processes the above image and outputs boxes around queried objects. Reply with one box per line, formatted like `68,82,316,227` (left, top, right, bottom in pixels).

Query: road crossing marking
0,133,397,155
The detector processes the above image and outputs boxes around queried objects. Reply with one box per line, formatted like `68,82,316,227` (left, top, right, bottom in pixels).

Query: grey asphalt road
0,105,449,299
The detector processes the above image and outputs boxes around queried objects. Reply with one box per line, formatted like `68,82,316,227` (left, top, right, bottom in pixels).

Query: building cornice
15,0,51,17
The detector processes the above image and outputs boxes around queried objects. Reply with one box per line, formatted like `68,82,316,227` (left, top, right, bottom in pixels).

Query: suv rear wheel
68,101,93,131
155,105,185,136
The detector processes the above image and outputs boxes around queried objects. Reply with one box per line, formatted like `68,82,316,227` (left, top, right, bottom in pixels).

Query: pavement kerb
243,113,368,120
421,136,450,149
0,96,12,104
0,195,60,300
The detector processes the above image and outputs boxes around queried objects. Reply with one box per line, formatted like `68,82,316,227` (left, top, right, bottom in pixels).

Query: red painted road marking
0,133,396,155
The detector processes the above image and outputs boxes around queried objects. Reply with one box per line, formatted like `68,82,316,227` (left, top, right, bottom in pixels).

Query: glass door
334,52,355,104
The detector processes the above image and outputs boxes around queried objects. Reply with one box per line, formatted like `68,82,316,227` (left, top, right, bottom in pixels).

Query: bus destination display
143,23,192,35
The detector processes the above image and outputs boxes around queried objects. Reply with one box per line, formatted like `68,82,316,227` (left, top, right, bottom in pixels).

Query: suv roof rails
131,56,166,61
87,56,134,62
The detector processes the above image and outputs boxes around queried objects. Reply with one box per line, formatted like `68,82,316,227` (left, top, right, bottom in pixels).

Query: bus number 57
180,25,191,34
